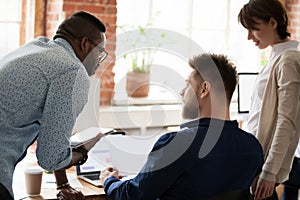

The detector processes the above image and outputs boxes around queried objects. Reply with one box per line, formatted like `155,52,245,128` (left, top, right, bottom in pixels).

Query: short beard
181,92,200,120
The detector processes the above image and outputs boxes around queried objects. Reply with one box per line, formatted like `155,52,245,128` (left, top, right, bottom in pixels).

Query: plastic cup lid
24,166,44,174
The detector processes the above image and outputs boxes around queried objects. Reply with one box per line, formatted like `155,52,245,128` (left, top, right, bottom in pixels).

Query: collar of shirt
54,38,81,63
264,40,300,72
272,40,299,58
180,118,238,129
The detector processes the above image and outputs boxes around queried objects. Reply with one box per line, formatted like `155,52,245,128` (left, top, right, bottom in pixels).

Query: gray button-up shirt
0,37,89,196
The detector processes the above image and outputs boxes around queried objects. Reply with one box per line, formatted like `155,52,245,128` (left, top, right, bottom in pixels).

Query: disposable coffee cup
24,166,43,196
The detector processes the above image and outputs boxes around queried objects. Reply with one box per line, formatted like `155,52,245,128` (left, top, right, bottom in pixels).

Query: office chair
207,189,253,200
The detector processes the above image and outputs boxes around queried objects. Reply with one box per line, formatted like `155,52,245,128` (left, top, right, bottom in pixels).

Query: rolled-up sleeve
36,67,89,171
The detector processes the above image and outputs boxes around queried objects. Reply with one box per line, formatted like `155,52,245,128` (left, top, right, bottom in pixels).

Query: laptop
75,136,112,186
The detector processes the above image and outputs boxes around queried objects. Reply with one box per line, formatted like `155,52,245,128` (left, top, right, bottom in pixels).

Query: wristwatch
72,146,88,165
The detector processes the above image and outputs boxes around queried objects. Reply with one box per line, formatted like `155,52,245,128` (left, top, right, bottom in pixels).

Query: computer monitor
237,72,258,113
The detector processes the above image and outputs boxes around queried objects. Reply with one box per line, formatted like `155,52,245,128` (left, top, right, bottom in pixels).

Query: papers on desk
78,134,160,177
106,135,160,176
42,173,82,188
71,127,114,148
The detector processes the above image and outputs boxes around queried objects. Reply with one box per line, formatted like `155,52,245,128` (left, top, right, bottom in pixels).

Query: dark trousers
0,183,13,200
263,190,278,200
281,157,300,200
281,185,298,200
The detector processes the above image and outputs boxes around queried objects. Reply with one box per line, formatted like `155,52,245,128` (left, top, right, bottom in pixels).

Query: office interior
3,0,299,135
1,0,300,199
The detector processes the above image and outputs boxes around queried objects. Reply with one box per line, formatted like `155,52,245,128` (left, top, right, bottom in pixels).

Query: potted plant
125,47,152,98
119,19,166,98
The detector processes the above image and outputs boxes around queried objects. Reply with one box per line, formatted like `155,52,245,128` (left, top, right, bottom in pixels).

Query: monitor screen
237,73,258,113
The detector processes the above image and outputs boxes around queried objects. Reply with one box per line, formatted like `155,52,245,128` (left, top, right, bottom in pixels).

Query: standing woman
238,0,300,200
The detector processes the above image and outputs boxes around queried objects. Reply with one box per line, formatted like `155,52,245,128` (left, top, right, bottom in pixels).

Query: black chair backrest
207,189,253,200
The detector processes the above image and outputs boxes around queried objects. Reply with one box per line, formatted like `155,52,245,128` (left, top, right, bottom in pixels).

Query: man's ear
79,36,90,51
199,81,210,98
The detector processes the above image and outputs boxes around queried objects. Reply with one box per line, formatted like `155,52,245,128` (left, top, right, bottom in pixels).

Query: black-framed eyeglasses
88,39,108,64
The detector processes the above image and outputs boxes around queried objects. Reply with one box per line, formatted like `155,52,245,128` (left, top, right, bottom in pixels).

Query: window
0,0,35,58
0,0,22,57
114,0,262,104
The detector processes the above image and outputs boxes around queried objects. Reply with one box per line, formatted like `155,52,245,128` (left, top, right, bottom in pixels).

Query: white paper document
105,135,160,176
71,127,114,148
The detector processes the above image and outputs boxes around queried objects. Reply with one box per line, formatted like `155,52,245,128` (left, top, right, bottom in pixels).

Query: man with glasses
88,38,108,65
0,11,107,200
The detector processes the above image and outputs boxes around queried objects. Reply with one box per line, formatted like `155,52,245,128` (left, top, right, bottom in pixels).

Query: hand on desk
100,167,121,185
57,185,85,200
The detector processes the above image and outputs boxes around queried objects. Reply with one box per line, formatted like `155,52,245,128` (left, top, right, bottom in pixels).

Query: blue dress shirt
104,118,264,200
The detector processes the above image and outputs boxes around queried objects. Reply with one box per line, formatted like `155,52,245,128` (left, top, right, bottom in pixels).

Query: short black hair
54,11,106,41
72,11,106,32
238,0,290,39
189,53,237,102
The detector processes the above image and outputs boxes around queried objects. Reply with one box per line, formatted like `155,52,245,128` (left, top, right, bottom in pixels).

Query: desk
13,144,109,200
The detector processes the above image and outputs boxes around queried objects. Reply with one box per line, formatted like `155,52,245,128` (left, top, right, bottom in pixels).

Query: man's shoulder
234,128,263,151
152,127,199,151
35,36,50,42
152,132,177,151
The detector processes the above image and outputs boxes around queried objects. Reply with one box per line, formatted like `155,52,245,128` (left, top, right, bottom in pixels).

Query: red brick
288,0,300,4
100,15,117,24
99,0,116,4
105,6,117,14
46,13,60,21
63,4,77,13
75,5,105,13
106,26,116,34
65,0,85,3
47,2,62,11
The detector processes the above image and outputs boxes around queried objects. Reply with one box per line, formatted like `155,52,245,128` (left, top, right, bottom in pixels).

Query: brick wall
45,0,117,105
46,0,63,38
286,0,300,41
